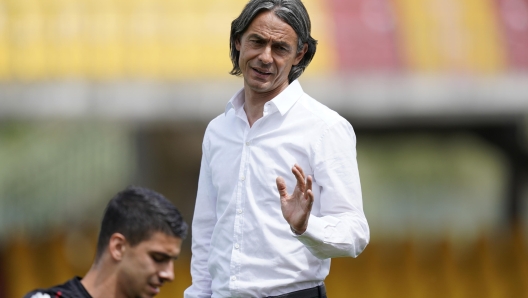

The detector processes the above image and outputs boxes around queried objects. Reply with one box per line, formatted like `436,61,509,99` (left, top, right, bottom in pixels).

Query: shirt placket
229,123,251,294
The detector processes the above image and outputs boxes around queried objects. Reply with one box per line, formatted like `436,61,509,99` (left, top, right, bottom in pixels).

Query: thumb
276,176,289,198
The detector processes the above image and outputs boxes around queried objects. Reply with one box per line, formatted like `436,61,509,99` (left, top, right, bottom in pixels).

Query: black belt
266,284,327,298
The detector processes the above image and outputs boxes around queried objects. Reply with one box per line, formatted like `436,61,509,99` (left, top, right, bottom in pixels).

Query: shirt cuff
291,214,326,247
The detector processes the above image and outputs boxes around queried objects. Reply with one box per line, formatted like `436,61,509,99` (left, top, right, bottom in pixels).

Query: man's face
118,232,182,298
235,10,307,99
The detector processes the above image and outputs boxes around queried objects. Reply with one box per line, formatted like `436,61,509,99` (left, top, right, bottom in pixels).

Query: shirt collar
224,80,304,116
224,87,245,115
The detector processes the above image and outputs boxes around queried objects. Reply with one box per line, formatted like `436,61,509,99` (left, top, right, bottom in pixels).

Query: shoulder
24,277,87,298
202,110,240,145
24,292,54,298
293,94,357,155
296,94,352,132
202,113,226,146
205,109,238,136
205,113,226,133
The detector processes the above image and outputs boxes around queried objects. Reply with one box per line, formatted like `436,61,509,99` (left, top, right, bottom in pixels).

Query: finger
306,175,313,193
291,166,306,189
293,164,306,179
276,176,289,198
306,189,315,208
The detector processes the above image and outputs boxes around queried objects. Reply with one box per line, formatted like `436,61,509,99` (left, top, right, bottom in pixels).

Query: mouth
148,284,161,296
251,67,272,77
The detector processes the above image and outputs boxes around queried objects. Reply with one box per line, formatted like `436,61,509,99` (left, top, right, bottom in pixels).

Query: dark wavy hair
95,186,188,261
229,0,318,83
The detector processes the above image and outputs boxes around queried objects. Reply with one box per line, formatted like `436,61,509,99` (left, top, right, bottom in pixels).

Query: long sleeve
184,137,217,298
295,118,370,259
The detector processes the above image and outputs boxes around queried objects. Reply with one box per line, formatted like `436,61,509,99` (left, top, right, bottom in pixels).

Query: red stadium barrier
496,0,528,70
329,0,402,72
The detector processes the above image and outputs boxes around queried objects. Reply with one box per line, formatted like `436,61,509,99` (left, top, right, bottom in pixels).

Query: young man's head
94,186,188,298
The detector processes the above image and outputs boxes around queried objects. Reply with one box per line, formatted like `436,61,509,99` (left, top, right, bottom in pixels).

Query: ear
293,43,308,66
108,233,127,261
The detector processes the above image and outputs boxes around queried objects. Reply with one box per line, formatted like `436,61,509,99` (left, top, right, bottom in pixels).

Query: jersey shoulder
24,277,89,298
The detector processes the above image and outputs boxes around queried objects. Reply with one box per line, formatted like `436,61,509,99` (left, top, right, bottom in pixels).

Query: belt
266,284,327,298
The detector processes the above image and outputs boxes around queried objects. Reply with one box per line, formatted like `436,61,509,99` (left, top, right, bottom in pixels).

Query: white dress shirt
184,80,369,298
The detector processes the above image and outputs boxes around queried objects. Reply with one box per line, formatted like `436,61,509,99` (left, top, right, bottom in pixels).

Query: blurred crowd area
0,0,526,79
0,0,528,297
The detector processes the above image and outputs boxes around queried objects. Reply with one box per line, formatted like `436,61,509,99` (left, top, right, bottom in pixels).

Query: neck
81,262,124,298
243,95,266,127
243,81,289,127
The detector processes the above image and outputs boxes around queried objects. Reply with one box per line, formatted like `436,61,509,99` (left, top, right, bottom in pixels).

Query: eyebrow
247,33,292,49
151,251,179,260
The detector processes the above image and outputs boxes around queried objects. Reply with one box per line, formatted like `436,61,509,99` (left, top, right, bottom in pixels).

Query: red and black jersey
24,277,91,298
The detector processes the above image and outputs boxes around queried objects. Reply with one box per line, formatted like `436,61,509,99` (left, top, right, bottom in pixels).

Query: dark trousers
266,284,327,298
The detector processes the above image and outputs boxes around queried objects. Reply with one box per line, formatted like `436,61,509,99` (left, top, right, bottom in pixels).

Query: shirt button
234,243,240,249
240,176,245,181
237,209,242,214
231,276,237,281
245,141,250,146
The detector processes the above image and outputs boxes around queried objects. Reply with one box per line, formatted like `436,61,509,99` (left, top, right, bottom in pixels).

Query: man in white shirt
185,0,369,297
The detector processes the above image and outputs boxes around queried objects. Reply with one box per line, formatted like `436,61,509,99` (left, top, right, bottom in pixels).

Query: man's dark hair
229,0,318,83
95,186,188,261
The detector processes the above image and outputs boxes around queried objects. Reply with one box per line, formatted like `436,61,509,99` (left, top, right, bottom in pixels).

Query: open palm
276,164,314,235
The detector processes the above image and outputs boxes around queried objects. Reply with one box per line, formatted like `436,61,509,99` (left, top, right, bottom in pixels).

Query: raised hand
276,164,314,235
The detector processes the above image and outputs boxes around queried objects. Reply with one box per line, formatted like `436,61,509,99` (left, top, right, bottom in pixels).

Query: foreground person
25,186,188,298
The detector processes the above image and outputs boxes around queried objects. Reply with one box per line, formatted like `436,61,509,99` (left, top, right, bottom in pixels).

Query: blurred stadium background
0,0,527,297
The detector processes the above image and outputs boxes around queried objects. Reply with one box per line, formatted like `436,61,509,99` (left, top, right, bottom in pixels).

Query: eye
275,45,289,53
151,253,169,263
152,256,163,263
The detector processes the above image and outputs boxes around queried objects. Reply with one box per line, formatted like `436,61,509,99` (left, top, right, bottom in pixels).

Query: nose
159,261,175,282
258,45,273,65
